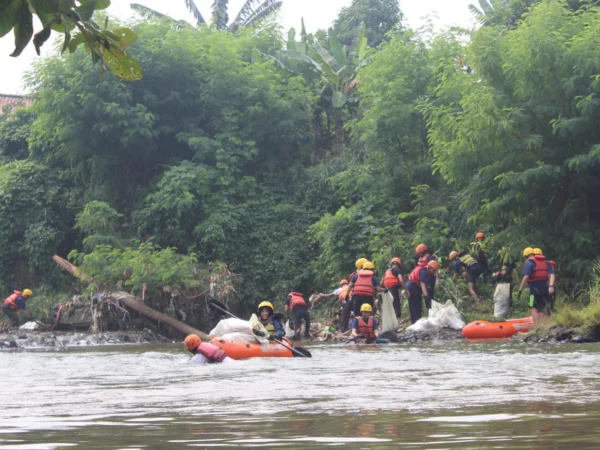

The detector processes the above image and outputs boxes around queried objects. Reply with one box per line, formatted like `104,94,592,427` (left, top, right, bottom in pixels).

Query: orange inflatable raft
462,317,535,339
210,337,293,360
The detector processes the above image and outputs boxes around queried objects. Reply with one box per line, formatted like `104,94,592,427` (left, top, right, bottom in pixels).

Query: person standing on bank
347,261,386,317
285,291,312,340
2,289,33,328
405,261,439,324
382,257,406,320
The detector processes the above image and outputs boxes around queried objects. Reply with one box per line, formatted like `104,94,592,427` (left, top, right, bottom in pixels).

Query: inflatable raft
210,337,293,359
462,317,535,339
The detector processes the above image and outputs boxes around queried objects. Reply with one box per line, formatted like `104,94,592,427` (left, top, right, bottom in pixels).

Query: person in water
184,334,233,365
257,301,284,340
349,303,389,344
2,289,33,327
285,291,312,340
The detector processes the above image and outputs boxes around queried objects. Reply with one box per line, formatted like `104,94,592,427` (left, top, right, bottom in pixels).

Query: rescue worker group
3,233,556,365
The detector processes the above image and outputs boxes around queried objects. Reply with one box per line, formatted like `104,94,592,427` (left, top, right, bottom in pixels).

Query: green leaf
111,27,137,48
76,0,110,21
0,0,21,38
332,90,347,108
67,32,86,53
59,0,73,12
61,21,70,53
101,46,143,81
10,0,33,57
33,23,52,55
328,27,347,68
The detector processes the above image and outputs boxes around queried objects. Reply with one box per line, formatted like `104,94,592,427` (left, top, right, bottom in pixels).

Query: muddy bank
0,329,170,350
519,324,600,344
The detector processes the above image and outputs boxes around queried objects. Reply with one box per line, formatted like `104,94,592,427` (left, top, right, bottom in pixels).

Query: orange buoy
462,317,534,339
210,337,293,360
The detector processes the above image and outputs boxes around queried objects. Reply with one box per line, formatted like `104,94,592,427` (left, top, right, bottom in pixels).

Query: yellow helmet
523,247,535,257
360,303,373,313
533,248,543,255
22,289,33,297
355,257,368,270
258,301,274,312
362,261,375,270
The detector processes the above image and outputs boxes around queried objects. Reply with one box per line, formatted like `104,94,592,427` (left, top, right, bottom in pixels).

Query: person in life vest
285,291,312,340
184,334,233,365
405,260,440,324
492,248,516,301
2,289,33,327
450,250,483,306
518,247,555,323
347,261,386,317
416,244,439,300
470,232,489,279
340,258,368,331
383,257,406,319
349,303,389,344
257,301,283,340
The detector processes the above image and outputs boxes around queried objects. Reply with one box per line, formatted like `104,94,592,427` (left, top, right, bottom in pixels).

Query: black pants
292,305,311,339
352,296,374,317
1,306,19,327
390,286,401,319
406,281,423,324
341,300,353,332
427,275,436,301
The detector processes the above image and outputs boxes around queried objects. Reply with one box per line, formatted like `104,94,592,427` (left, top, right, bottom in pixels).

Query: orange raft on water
462,317,535,339
210,337,293,360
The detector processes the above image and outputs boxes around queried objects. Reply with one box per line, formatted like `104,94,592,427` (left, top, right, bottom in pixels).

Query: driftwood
52,255,208,340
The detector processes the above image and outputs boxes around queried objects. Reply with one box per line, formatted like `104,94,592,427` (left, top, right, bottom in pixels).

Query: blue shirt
454,260,463,274
350,318,378,331
350,273,380,287
15,296,27,310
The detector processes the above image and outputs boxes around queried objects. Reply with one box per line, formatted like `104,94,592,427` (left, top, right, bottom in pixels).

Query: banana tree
266,20,368,153
132,0,283,31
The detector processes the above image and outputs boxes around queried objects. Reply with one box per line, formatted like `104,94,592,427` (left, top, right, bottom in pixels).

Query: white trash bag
406,300,465,332
493,283,511,319
284,320,294,337
380,292,399,332
209,314,269,345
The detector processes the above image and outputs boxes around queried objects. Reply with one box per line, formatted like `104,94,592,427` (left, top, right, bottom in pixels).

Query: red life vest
356,317,376,342
408,266,425,284
528,255,549,283
418,254,437,267
383,269,401,289
289,292,307,310
338,284,350,302
353,270,375,297
3,291,22,310
196,342,227,363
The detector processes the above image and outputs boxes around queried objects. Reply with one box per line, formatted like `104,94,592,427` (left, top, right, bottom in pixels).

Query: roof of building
0,93,33,114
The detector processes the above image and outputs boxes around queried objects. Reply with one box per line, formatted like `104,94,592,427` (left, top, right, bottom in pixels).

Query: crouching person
184,334,233,365
350,303,389,344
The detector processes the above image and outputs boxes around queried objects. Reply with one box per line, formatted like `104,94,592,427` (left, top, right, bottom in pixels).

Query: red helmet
449,251,459,260
391,257,402,265
476,232,485,240
428,260,440,271
339,279,349,286
184,334,201,350
415,244,428,254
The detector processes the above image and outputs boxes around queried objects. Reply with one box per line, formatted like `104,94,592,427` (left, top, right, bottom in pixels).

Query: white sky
0,0,475,94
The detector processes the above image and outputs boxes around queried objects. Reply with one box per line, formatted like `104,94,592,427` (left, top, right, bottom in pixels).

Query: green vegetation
1,0,600,327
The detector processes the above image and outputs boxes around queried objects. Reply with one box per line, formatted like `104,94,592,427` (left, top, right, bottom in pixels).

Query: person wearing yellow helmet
257,301,283,340
349,303,389,344
347,261,386,318
518,247,555,323
2,289,33,327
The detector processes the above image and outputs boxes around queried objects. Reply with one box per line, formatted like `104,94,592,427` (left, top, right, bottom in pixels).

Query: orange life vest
3,291,22,310
338,284,350,302
528,255,549,283
356,317,376,342
353,270,375,297
196,342,227,363
383,269,401,289
289,292,307,310
408,266,425,284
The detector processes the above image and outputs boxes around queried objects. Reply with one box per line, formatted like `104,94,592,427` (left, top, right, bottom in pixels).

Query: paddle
208,300,312,358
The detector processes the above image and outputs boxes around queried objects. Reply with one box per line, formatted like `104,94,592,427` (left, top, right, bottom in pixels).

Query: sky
0,0,476,95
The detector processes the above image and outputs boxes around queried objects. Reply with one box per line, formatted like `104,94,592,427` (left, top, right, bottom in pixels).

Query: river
1,341,600,449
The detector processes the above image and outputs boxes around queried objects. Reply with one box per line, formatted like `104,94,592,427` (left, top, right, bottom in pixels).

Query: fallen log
52,254,209,340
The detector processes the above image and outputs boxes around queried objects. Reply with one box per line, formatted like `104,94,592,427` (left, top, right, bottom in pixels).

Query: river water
1,341,600,449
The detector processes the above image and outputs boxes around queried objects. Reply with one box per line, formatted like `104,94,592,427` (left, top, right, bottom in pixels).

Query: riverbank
0,329,170,350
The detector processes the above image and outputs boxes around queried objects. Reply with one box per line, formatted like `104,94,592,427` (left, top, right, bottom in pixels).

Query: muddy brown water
1,341,600,449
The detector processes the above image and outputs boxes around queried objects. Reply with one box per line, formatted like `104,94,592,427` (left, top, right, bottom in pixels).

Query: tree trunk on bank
52,255,209,340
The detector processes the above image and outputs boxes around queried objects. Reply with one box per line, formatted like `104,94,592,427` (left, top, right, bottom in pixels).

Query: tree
333,0,402,48
0,0,141,80
132,0,283,31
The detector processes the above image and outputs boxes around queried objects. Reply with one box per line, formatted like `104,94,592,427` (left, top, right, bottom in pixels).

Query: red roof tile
0,94,33,115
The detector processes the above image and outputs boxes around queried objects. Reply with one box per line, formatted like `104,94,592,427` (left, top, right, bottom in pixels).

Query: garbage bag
209,314,269,345
407,317,443,332
284,320,294,337
493,283,511,319
406,300,465,332
19,321,39,330
380,292,399,332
